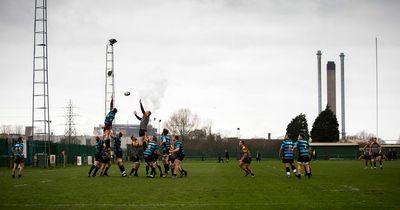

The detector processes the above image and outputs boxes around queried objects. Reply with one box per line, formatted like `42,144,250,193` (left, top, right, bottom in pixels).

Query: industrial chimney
317,50,322,114
340,53,345,139
327,61,336,115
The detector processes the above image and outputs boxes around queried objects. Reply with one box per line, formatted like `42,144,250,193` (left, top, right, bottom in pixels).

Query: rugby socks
92,166,100,177
129,168,135,176
291,164,296,171
119,165,126,174
150,167,156,177
104,166,110,176
164,164,169,174
285,167,290,176
379,160,383,169
373,162,376,168
146,165,149,175
88,165,96,176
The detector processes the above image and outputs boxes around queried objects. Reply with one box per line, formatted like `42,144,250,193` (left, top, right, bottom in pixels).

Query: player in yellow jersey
238,140,254,177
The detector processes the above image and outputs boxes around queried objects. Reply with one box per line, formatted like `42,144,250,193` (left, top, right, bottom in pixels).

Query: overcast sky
0,0,399,141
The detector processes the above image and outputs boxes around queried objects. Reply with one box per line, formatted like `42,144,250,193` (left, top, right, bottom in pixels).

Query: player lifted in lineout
134,99,151,144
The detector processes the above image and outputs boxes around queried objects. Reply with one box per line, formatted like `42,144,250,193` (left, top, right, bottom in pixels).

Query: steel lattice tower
105,39,117,117
32,0,50,147
64,100,78,144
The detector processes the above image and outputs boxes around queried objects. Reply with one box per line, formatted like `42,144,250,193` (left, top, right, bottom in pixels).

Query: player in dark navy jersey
129,136,141,176
370,137,383,169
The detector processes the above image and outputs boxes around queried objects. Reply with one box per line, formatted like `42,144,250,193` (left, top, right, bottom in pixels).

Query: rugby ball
124,91,131,96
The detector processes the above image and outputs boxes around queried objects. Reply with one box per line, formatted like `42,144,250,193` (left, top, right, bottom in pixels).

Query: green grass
0,160,399,210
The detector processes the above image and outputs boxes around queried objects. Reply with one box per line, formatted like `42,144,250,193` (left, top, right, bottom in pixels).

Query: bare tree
13,125,24,135
202,119,213,136
0,125,12,134
165,108,199,138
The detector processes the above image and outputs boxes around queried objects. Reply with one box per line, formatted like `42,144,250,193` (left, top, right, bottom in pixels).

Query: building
327,61,336,114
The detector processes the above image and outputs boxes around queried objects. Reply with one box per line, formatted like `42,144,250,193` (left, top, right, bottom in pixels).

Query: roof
382,144,400,148
310,142,359,147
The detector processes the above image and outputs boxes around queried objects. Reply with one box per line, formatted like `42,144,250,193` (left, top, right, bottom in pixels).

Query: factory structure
317,51,346,140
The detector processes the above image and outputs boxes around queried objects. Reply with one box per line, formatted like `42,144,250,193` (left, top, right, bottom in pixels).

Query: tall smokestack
340,53,345,140
317,50,322,114
327,61,336,115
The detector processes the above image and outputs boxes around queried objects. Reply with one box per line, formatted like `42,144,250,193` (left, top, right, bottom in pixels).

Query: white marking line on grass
14,184,28,187
331,185,360,192
0,203,324,207
40,180,52,183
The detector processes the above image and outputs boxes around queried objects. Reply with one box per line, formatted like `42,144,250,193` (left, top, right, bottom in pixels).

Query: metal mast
317,50,322,114
105,39,117,117
64,100,78,144
32,0,50,147
340,53,345,140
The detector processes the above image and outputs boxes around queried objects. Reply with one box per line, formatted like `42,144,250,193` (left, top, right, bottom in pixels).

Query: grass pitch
0,160,399,210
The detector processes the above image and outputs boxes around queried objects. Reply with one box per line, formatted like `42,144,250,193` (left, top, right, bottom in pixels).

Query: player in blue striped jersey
12,137,24,178
169,135,187,177
293,133,311,179
160,128,171,176
279,134,297,177
143,135,160,178
88,136,104,177
103,106,117,141
113,132,127,177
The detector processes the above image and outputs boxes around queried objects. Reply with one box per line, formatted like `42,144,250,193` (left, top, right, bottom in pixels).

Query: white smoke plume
138,77,168,112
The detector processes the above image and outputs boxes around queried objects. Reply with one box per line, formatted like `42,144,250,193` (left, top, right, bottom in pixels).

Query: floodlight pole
105,39,117,118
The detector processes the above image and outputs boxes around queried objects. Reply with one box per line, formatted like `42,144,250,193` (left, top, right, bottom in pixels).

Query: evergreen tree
286,113,309,140
311,105,339,142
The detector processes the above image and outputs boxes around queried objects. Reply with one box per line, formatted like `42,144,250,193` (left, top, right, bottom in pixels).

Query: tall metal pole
105,39,117,117
340,53,345,140
317,50,322,114
375,37,378,139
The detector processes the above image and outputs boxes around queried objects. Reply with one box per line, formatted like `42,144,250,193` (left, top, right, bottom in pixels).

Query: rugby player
169,135,187,177
134,99,151,144
88,136,104,177
11,137,24,178
159,128,171,176
129,136,141,177
238,140,254,177
371,137,383,169
279,134,297,177
360,143,373,169
143,135,159,178
100,129,113,176
113,132,127,177
293,133,311,179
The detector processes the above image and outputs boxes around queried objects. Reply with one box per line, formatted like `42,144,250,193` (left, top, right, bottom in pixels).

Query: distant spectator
256,151,261,162
218,155,224,163
225,149,229,162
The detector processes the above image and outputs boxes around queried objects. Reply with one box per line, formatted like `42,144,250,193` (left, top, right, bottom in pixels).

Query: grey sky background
0,0,399,140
